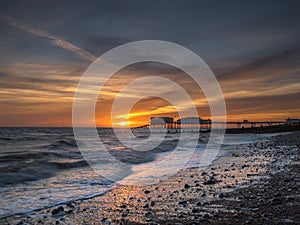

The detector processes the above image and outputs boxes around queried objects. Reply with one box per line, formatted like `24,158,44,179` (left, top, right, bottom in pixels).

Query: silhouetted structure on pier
134,117,300,133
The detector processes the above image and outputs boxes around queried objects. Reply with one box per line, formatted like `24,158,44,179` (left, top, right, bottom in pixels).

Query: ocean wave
0,128,197,187
48,138,78,148
0,159,89,186
0,150,81,163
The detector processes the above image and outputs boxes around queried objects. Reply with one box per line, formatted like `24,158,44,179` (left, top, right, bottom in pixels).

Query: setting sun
118,121,128,126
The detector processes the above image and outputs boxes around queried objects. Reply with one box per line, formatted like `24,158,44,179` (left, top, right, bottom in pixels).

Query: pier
134,117,300,133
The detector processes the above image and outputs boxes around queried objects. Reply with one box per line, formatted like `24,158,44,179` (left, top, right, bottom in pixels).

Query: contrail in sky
0,14,96,62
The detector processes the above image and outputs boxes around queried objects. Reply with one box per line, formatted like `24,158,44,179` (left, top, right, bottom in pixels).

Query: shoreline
1,131,299,224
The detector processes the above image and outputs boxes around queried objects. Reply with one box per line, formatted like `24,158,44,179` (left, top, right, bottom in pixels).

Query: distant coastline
225,123,300,134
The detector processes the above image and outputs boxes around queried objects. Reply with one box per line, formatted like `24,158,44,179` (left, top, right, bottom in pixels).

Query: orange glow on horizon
0,61,299,127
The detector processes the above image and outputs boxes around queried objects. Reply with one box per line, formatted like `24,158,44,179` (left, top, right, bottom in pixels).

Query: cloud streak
0,14,96,62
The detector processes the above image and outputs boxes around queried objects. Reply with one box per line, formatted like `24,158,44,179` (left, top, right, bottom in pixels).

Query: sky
0,0,300,127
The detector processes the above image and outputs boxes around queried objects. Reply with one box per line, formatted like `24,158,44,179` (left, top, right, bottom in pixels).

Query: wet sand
2,132,300,225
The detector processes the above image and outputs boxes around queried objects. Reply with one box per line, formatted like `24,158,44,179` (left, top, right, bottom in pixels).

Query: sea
0,127,265,218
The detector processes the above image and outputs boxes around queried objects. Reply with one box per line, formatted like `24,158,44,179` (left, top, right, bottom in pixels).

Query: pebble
271,197,282,205
203,176,219,185
191,208,200,213
178,200,187,205
51,206,64,216
145,212,153,217
202,213,211,219
219,193,225,198
184,184,190,189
